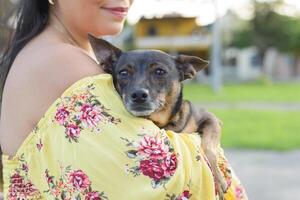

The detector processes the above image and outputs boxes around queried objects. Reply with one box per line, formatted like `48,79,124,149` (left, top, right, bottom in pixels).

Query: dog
89,35,228,199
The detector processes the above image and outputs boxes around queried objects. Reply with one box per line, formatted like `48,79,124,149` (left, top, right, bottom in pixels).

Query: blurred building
221,11,300,81
133,14,211,61
223,47,262,81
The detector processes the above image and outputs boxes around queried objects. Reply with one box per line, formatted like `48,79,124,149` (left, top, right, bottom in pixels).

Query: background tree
230,0,300,57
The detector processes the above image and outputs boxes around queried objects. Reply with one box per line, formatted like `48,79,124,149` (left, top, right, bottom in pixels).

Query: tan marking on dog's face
148,81,181,127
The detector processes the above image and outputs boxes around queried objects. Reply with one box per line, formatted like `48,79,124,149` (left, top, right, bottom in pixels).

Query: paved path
224,149,300,200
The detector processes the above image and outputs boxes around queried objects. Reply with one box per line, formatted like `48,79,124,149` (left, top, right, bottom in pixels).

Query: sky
127,0,300,25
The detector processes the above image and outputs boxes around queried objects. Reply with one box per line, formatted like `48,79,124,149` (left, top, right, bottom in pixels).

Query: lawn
183,82,300,103
211,109,300,151
183,82,300,150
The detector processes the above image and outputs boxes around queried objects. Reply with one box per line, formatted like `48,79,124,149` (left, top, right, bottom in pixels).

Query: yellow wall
135,17,200,37
134,16,209,57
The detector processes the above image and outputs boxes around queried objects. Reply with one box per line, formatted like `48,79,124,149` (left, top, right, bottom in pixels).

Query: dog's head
89,35,208,124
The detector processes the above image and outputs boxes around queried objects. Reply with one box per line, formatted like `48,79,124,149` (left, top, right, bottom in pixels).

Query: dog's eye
155,68,166,76
118,70,129,77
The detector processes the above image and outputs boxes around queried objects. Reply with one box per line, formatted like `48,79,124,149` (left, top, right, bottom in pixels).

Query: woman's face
57,0,134,36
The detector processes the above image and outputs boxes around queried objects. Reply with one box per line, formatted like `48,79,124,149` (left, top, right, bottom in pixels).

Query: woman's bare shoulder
28,43,103,83
26,42,104,102
10,42,103,89
0,43,104,157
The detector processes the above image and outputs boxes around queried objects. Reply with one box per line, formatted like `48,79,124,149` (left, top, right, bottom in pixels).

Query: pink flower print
85,191,102,200
235,185,244,200
68,170,91,190
55,91,120,143
55,106,70,125
80,104,102,128
66,124,81,140
36,138,43,151
162,153,177,178
138,135,169,159
45,166,107,199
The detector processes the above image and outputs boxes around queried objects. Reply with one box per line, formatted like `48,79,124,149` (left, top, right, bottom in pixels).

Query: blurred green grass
211,109,300,151
183,82,300,150
183,82,300,103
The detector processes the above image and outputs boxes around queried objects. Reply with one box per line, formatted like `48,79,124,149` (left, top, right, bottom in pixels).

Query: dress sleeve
1,74,248,200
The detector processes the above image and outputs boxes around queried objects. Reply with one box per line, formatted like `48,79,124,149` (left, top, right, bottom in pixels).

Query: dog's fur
89,35,228,198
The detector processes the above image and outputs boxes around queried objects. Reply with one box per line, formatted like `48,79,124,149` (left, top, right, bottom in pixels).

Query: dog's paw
204,149,229,199
216,174,228,200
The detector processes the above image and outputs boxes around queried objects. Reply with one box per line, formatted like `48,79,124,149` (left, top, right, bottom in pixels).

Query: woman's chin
94,23,125,36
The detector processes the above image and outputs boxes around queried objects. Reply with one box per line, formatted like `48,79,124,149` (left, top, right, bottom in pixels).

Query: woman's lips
101,7,128,20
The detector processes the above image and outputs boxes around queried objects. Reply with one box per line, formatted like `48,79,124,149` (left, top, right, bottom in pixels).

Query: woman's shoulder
23,42,103,77
10,41,103,87
0,42,104,157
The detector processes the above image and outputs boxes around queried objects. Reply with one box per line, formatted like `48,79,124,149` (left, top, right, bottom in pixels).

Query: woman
0,0,247,199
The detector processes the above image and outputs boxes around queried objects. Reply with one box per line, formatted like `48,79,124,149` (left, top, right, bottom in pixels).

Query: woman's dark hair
0,0,50,114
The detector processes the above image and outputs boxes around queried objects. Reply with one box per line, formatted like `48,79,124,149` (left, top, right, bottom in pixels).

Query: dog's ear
175,55,209,81
88,34,122,73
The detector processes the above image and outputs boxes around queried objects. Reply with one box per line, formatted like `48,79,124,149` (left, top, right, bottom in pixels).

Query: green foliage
285,19,300,54
230,25,253,48
230,0,300,55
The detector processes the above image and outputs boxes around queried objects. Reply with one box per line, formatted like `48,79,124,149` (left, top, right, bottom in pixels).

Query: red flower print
178,190,191,200
21,163,29,173
80,104,102,127
166,187,192,200
45,169,54,186
79,93,89,101
162,153,177,178
66,124,81,140
138,135,169,159
85,191,102,200
10,173,23,185
8,172,42,199
139,159,165,182
55,106,70,125
68,170,91,190
122,130,178,188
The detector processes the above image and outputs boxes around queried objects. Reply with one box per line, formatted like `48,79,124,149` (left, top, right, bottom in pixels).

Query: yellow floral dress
2,73,247,200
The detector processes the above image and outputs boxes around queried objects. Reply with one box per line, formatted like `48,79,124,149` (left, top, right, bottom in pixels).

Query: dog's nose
131,89,149,103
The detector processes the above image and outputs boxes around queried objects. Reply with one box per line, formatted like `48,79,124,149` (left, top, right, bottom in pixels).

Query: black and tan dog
89,35,228,199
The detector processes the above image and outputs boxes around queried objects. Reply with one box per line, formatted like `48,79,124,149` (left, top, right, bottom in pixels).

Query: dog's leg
198,114,228,199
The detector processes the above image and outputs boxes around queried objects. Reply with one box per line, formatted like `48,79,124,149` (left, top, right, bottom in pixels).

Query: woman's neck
48,9,94,55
